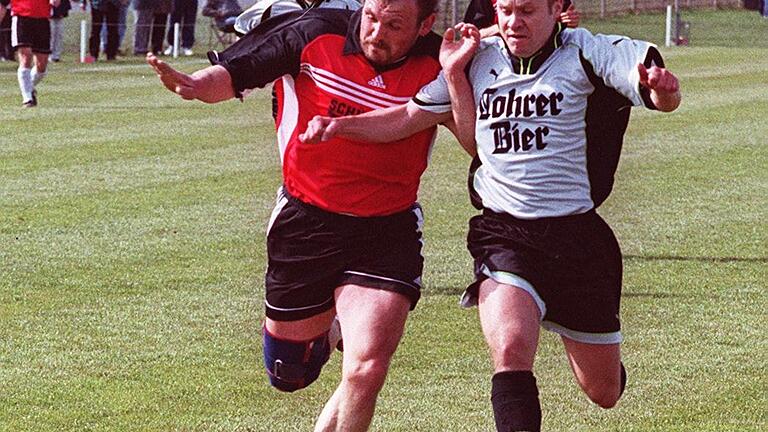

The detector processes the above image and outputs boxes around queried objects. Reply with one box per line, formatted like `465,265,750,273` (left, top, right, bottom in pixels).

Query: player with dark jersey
10,0,59,107
147,0,444,430
300,0,681,429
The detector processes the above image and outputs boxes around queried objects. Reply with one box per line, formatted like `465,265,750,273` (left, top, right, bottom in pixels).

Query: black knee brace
263,327,331,392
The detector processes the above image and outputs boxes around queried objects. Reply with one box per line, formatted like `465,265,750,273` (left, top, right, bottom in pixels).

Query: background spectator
164,0,196,56
201,0,241,34
99,0,128,55
50,0,70,61
87,0,121,60
0,0,12,61
133,0,171,55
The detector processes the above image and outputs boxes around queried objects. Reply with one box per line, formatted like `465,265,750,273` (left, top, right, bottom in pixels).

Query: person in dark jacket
132,0,171,55
87,0,121,60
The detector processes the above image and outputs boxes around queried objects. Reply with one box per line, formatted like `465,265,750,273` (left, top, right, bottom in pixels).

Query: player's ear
418,12,436,36
553,0,564,16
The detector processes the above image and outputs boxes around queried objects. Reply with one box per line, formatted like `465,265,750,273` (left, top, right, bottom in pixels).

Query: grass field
1,8,766,432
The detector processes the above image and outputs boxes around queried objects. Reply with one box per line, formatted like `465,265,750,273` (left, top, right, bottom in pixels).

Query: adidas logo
367,75,386,89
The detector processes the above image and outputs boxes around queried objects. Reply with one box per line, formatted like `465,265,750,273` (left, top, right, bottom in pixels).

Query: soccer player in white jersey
300,0,681,429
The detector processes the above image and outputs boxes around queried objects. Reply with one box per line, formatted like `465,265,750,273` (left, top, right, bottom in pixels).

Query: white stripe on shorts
266,186,289,236
542,321,623,344
343,270,420,291
264,296,334,312
483,266,547,318
11,16,18,48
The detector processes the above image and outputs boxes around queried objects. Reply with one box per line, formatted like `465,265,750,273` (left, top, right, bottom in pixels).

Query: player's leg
561,339,625,408
15,47,34,104
314,284,411,432
262,309,338,392
315,203,424,431
478,277,543,432
261,188,346,393
32,52,49,83
545,211,625,409
11,17,35,105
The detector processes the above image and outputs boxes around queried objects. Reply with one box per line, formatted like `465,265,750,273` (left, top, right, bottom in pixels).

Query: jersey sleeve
233,0,303,34
408,70,452,114
573,29,665,110
208,9,350,97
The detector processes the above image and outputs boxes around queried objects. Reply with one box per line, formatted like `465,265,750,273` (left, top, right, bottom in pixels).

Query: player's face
359,0,435,66
496,0,563,58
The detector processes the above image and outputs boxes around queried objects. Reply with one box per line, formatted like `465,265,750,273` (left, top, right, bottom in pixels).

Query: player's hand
147,53,198,100
559,4,580,28
637,63,679,94
637,63,681,112
440,23,480,77
299,115,339,143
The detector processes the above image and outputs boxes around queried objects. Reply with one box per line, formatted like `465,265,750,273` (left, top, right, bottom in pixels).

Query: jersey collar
343,9,440,72
504,22,564,75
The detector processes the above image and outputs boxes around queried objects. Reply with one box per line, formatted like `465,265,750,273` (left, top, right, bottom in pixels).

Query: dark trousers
166,0,197,48
0,13,12,60
150,14,169,53
89,3,120,59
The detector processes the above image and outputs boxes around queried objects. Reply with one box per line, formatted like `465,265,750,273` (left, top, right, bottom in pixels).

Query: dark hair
416,0,439,22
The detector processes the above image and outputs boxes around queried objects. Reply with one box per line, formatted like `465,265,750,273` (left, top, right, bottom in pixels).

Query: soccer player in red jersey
147,1,448,430
10,0,59,107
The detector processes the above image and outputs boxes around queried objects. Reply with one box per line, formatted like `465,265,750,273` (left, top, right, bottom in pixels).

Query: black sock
491,371,542,432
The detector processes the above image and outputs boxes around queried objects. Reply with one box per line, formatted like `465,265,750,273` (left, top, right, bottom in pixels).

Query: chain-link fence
435,0,744,31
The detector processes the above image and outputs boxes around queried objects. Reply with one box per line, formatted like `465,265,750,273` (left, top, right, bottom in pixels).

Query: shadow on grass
624,254,767,264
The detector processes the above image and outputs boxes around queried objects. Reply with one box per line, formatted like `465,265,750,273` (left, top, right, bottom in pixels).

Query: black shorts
463,209,623,344
11,16,51,54
265,189,425,321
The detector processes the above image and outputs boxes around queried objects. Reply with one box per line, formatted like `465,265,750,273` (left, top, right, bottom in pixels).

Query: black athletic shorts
463,208,623,344
11,16,51,54
264,188,425,321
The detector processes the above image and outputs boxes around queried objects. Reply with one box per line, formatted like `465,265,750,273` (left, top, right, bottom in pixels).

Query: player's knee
586,364,627,409
492,336,537,370
343,357,391,394
262,328,331,392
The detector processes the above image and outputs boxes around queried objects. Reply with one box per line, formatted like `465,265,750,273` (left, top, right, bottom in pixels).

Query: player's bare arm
441,23,480,156
299,104,451,144
637,63,682,112
147,53,235,103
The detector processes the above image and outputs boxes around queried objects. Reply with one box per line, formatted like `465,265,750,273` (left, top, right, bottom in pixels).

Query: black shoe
22,91,37,108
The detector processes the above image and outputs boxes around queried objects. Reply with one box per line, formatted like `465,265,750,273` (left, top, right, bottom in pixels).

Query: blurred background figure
233,0,359,35
49,0,70,61
163,0,196,56
86,0,121,60
100,0,127,55
201,0,240,34
133,0,171,55
0,0,13,61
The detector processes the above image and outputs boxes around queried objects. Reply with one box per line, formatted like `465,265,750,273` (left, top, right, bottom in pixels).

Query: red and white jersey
210,9,442,216
11,0,52,18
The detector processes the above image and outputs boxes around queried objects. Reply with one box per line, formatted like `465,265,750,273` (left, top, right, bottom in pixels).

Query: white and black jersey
412,25,664,219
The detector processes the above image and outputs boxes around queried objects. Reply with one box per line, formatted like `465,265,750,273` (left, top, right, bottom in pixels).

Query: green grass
1,8,766,432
